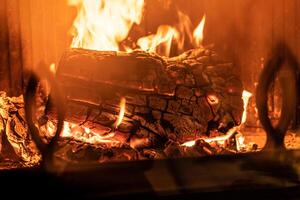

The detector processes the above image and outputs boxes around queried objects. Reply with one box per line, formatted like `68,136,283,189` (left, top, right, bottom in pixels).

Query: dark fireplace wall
0,0,24,96
0,0,299,127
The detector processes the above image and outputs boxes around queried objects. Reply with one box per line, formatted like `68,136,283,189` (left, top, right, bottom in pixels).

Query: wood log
56,47,244,147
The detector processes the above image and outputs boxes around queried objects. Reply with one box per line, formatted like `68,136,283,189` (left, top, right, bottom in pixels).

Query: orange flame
182,90,253,149
193,14,206,47
176,11,193,51
49,63,56,74
181,127,237,147
45,120,120,145
235,132,246,151
241,90,253,125
115,97,126,129
137,13,206,56
69,0,144,51
137,25,178,57
69,0,206,56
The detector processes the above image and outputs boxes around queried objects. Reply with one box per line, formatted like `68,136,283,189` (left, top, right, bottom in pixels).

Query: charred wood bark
56,47,244,147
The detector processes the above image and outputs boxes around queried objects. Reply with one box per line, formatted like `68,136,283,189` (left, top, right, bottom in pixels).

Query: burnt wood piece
53,137,236,164
0,92,40,167
56,47,244,146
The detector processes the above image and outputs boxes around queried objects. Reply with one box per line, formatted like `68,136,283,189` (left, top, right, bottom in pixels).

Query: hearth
0,0,300,199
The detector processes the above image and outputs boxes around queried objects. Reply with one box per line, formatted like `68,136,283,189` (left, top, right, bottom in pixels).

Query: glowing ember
182,127,237,147
235,132,246,151
207,94,219,105
193,14,206,47
45,121,120,145
69,0,144,51
115,97,126,129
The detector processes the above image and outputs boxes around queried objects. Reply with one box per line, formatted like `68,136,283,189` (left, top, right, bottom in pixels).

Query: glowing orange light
137,25,178,57
235,132,246,151
181,127,237,147
49,63,56,74
182,90,253,149
241,90,253,125
207,94,219,105
115,97,126,129
69,0,206,56
47,121,119,145
193,14,206,47
69,0,144,51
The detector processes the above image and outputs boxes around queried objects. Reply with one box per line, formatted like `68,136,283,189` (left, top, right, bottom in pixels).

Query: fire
182,90,253,150
241,90,253,125
49,63,56,74
69,0,144,51
207,94,219,105
137,13,206,56
137,25,179,57
45,120,120,145
69,0,206,56
181,127,237,147
115,97,126,129
175,11,193,51
235,132,246,152
193,15,206,47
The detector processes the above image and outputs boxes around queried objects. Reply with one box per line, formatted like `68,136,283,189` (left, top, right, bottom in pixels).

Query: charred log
55,47,244,148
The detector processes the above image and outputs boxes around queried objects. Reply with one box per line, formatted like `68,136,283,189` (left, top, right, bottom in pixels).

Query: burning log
54,47,244,148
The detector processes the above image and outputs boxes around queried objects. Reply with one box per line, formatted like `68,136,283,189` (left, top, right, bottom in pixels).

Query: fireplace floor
1,127,300,170
0,148,300,200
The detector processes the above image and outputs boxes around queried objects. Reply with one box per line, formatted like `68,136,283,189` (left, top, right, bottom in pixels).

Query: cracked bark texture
56,47,244,148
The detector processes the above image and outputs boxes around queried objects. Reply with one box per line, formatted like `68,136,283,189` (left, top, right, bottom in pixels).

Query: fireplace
0,0,300,199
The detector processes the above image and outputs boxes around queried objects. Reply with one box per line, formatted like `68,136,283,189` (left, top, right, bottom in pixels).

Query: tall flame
115,97,126,128
69,0,144,51
176,11,193,51
137,25,178,57
193,14,206,47
241,90,253,125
